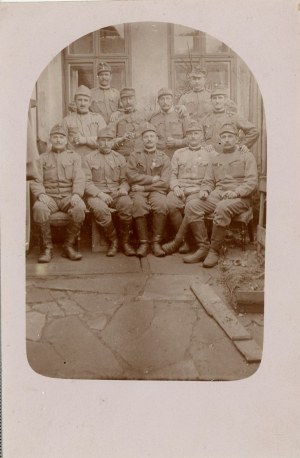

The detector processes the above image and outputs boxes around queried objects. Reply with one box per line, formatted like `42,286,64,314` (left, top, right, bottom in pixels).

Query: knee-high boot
135,216,149,257
183,221,209,263
37,221,53,263
202,224,226,268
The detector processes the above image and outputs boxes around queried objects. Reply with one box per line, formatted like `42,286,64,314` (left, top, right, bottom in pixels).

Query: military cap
120,87,135,98
219,122,239,136
74,85,91,98
50,124,67,137
141,122,157,136
97,126,115,139
189,65,207,77
186,120,203,133
157,87,173,99
97,62,112,74
211,84,228,98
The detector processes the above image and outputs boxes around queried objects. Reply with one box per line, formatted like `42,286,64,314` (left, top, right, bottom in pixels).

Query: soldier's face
121,95,136,111
220,132,238,151
98,71,111,87
211,95,226,111
142,131,158,148
190,75,206,91
158,95,173,112
187,130,204,147
75,95,91,114
50,134,67,152
98,137,113,153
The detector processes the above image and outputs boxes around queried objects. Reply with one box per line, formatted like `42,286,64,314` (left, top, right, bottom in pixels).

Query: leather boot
203,225,226,268
151,213,166,257
38,221,53,263
63,221,83,261
135,216,149,257
119,220,136,256
102,221,118,257
183,221,209,263
162,216,188,255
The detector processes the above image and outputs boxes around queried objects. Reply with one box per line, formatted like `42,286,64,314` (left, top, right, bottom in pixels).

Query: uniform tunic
112,109,147,159
185,145,258,226
31,149,86,223
90,87,120,124
83,149,132,225
62,112,106,159
201,110,259,153
179,89,212,123
126,148,171,218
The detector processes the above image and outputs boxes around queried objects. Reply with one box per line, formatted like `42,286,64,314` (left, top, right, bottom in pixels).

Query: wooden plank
234,339,262,363
257,225,266,247
259,176,267,193
235,290,264,314
191,283,251,341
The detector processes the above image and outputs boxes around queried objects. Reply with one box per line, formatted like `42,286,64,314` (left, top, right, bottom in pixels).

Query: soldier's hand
73,134,86,145
131,184,144,192
110,110,122,123
116,188,128,197
38,193,52,206
98,192,113,205
152,175,160,183
166,137,176,147
222,191,238,199
175,105,188,118
199,190,209,200
174,186,184,198
70,194,81,207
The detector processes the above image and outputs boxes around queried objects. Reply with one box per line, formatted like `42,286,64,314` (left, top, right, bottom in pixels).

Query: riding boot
63,221,83,261
151,213,166,257
102,221,119,257
203,224,226,268
119,220,136,256
135,216,149,257
37,221,53,263
162,216,188,255
183,221,209,263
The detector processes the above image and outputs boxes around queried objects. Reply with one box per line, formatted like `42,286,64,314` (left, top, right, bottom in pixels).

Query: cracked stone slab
80,313,108,331
191,282,251,341
146,253,212,276
26,288,53,304
57,298,84,315
144,358,200,381
141,275,204,301
43,316,123,378
71,292,124,316
234,339,262,363
32,302,64,317
27,311,46,341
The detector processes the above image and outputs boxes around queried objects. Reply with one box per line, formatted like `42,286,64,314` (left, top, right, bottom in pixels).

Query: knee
32,201,50,223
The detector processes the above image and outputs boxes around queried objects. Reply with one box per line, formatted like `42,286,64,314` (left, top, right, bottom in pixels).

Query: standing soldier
62,85,106,159
31,124,86,263
111,87,148,160
202,84,259,152
127,123,171,257
149,88,190,159
162,120,217,255
90,62,120,124
178,65,212,123
83,127,135,257
183,122,258,267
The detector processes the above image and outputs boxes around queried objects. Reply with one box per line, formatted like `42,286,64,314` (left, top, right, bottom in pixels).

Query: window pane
173,25,201,55
69,33,94,54
109,63,126,90
173,61,194,102
205,62,231,93
99,25,125,54
205,35,229,54
69,64,94,100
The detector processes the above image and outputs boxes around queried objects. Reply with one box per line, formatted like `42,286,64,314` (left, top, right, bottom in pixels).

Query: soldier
126,123,171,257
178,65,212,123
83,127,135,257
90,62,120,124
182,122,258,267
62,85,106,159
149,87,190,159
111,87,148,160
31,124,86,263
162,120,217,255
202,84,259,152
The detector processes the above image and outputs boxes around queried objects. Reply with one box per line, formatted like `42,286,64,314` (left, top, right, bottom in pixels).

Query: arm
236,115,260,149
118,156,130,193
82,156,101,197
169,153,180,190
72,154,85,197
143,156,171,192
235,153,258,197
200,161,216,194
126,154,154,186
30,157,46,197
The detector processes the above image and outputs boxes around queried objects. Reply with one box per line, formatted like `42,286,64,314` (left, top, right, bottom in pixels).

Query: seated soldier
183,122,258,267
162,120,217,255
30,124,86,263
126,123,171,257
83,127,135,257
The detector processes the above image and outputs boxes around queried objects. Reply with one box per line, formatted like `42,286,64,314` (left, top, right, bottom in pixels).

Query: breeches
166,191,199,215
130,191,168,218
87,195,133,226
33,196,86,224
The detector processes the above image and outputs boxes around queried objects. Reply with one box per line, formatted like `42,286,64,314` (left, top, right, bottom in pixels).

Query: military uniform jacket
83,149,129,197
62,112,106,157
200,146,258,197
30,149,85,198
126,149,171,193
201,111,259,153
170,145,218,194
112,109,147,158
90,87,120,124
179,89,212,123
149,110,189,156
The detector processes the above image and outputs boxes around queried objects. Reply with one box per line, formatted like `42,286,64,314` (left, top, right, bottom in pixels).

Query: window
64,25,130,113
169,25,235,103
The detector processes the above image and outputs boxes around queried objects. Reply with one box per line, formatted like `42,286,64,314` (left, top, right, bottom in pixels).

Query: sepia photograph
26,21,266,381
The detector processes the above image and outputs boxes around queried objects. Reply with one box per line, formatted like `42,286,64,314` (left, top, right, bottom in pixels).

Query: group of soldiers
30,61,259,268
